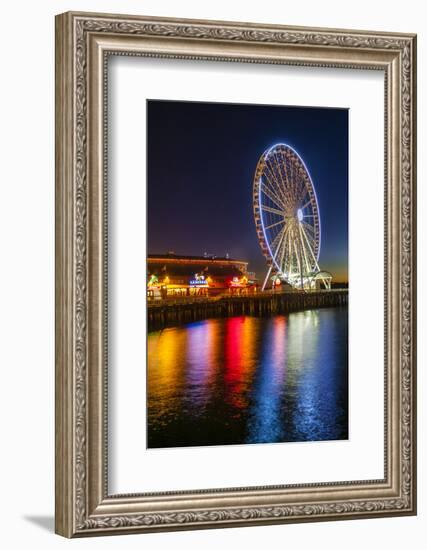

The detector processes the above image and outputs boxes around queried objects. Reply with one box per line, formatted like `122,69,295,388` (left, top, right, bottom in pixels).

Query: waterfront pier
147,289,348,331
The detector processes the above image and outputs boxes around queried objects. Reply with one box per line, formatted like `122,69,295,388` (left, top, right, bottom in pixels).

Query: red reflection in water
224,317,243,383
272,315,287,377
223,317,257,410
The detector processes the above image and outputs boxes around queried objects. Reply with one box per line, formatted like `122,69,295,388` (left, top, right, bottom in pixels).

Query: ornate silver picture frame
55,11,416,537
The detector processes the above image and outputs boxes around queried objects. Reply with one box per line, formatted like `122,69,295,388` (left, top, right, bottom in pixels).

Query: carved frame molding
55,11,416,537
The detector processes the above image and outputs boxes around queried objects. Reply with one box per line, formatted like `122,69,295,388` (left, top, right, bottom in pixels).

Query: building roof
147,253,247,265
147,260,245,278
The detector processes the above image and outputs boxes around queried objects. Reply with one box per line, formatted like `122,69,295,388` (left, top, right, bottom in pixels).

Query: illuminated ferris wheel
253,143,332,291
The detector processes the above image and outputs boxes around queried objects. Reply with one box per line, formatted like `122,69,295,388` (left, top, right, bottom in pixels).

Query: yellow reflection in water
148,327,187,402
286,310,320,373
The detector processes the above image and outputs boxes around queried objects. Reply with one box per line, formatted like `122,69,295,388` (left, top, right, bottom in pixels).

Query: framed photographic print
55,11,417,537
145,99,349,450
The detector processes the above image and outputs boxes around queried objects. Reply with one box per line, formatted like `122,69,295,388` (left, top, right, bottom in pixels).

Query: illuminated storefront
147,253,257,299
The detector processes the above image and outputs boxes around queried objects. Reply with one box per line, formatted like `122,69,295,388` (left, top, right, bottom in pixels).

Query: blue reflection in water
246,317,287,443
284,309,348,442
147,308,348,448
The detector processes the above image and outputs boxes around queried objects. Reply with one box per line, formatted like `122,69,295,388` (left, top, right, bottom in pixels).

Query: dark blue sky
147,100,348,282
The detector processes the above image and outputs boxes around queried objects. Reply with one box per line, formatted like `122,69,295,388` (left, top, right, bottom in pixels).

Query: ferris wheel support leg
262,264,273,292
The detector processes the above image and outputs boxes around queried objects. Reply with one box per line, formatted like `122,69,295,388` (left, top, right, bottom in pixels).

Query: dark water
147,307,348,448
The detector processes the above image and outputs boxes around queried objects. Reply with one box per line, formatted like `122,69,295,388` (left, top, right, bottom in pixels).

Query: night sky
147,100,348,282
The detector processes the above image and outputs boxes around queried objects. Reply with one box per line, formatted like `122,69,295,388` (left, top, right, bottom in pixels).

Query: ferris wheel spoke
289,156,304,208
260,179,286,211
291,168,303,207
300,198,313,211
292,171,303,206
293,239,304,288
297,173,308,206
261,204,284,217
279,224,292,273
274,224,290,272
301,231,317,254
298,224,312,275
264,160,282,193
285,154,299,206
270,224,287,256
265,219,285,231
301,221,317,240
278,246,288,277
288,227,298,280
286,227,294,278
266,154,289,208
277,152,296,208
272,153,293,208
264,161,290,208
301,220,316,233
298,165,311,203
261,168,287,208
300,223,320,269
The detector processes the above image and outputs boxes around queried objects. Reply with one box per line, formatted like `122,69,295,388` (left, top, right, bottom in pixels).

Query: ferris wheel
253,143,331,291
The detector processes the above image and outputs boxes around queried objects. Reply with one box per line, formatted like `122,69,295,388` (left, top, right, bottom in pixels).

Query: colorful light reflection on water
147,308,348,448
